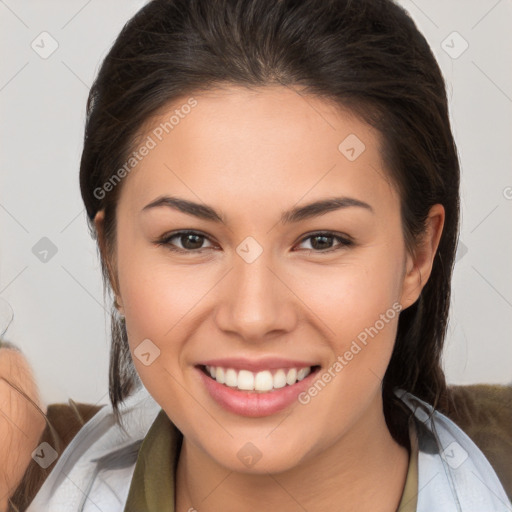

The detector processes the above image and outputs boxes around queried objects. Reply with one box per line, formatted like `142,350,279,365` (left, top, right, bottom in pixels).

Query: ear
93,210,124,314
399,204,445,310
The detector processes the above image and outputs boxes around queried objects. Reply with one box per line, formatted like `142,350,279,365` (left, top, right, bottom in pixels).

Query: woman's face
99,85,434,473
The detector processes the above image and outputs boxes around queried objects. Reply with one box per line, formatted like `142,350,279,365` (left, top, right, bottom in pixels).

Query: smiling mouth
197,364,321,393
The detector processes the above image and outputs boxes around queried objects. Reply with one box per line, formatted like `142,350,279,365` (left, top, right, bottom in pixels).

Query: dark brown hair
79,0,460,446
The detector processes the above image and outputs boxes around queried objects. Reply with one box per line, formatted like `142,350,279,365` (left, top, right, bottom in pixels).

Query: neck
175,393,409,512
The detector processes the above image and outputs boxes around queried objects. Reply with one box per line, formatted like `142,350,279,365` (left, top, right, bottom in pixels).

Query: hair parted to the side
79,0,460,444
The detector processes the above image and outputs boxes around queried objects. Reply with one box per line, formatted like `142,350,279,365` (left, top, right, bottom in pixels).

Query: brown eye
296,232,353,253
178,233,205,250
156,230,214,252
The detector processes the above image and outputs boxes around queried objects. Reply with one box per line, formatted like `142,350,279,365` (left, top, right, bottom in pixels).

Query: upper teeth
205,365,312,392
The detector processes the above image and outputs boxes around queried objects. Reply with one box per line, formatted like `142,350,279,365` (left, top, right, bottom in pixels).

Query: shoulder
24,386,161,512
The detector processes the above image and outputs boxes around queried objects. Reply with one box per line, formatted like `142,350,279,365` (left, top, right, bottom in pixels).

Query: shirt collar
124,408,182,511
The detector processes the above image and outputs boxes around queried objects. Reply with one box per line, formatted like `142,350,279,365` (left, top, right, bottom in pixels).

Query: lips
194,358,321,417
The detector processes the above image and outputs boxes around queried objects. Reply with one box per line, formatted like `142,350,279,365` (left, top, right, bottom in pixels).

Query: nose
214,248,298,343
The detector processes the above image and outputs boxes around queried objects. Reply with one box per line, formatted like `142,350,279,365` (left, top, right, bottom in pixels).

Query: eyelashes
155,230,354,255
295,232,354,253
156,230,215,253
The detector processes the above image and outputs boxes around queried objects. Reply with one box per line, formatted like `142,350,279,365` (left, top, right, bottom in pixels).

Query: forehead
119,85,398,219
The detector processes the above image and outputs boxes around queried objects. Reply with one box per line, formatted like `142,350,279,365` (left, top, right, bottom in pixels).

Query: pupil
312,235,332,250
183,234,203,249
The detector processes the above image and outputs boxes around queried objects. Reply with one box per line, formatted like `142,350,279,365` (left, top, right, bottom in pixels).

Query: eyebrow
141,195,374,224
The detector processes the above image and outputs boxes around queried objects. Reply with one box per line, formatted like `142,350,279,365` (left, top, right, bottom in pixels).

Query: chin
202,435,312,476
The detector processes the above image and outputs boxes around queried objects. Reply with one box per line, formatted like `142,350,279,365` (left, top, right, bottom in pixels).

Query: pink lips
195,361,320,417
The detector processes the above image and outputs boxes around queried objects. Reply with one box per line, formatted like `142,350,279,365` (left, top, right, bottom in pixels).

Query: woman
18,0,511,510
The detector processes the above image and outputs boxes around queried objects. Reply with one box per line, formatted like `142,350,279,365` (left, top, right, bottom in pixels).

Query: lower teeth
232,386,279,393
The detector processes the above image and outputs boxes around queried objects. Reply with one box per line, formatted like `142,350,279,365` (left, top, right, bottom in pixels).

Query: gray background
1,0,511,407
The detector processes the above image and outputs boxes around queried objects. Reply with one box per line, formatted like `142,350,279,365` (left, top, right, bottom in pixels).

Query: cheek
288,247,405,403
116,231,209,337
288,256,404,432
117,260,201,411
116,244,219,398
120,266,206,360
292,246,404,338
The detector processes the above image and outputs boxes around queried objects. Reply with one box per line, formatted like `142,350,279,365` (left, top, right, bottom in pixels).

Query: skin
95,85,444,512
0,346,47,511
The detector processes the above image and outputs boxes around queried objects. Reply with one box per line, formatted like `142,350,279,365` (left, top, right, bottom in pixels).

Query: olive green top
398,417,419,512
124,410,418,511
